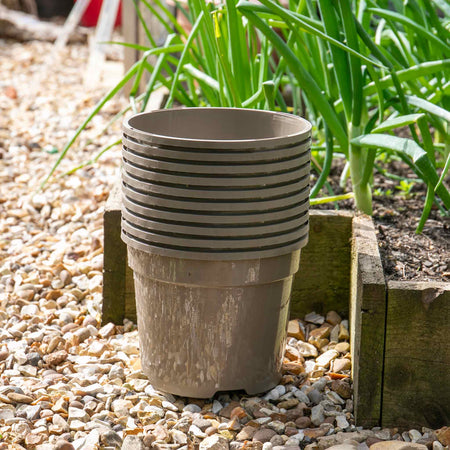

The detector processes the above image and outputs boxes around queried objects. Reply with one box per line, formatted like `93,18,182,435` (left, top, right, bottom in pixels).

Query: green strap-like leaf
372,113,425,132
310,192,355,205
183,63,220,91
416,184,435,233
310,123,334,198
362,60,450,97
406,95,450,122
367,8,450,55
435,152,450,192
237,5,349,151
318,0,352,123
237,0,385,68
140,34,178,112
351,133,450,208
165,11,205,109
352,134,426,164
338,0,363,127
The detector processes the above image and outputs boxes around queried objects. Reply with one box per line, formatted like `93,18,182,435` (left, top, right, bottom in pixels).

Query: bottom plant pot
127,247,301,398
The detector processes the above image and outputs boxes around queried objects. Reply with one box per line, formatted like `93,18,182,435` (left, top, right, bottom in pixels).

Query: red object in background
79,0,122,27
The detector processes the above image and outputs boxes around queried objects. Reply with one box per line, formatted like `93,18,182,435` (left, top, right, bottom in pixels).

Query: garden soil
312,159,450,282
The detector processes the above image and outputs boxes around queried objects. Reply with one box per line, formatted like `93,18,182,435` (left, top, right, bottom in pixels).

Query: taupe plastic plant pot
122,208,309,237
121,108,312,397
122,170,309,200
122,195,310,225
123,108,311,149
122,147,311,175
122,219,309,251
122,183,310,212
123,162,309,187
122,134,310,163
127,248,300,398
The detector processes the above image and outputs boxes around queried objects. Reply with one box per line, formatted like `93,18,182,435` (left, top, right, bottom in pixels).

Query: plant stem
349,123,373,214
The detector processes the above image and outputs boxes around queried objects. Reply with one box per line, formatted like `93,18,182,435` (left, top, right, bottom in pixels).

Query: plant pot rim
122,186,310,212
122,162,309,187
122,170,309,200
121,147,310,174
122,228,309,260
122,135,310,162
122,195,310,224
123,108,312,150
122,207,309,237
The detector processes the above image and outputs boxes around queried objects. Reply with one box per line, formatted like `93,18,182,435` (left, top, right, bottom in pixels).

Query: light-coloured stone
408,430,422,443
43,350,68,366
326,311,342,326
87,341,107,357
305,312,325,325
200,434,230,450
296,342,318,358
122,435,145,450
7,392,34,404
369,441,428,450
310,404,325,426
184,403,202,413
334,342,350,353
316,350,339,368
330,325,340,343
237,426,257,441
69,419,87,431
190,424,207,438
68,407,90,423
172,429,188,444
335,414,349,429
333,358,352,372
326,444,358,450
253,429,277,443
98,323,115,339
338,322,350,340
288,320,305,340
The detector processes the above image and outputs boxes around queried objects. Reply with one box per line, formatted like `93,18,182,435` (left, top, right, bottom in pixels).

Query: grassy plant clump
45,0,449,231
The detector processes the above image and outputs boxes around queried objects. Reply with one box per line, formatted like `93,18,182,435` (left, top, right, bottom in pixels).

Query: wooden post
382,282,450,429
121,0,169,95
350,215,386,428
102,182,127,325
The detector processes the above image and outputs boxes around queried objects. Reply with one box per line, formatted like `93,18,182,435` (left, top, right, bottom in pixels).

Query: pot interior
125,108,311,144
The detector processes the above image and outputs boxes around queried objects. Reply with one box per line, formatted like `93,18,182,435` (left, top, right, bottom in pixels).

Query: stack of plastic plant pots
121,108,312,398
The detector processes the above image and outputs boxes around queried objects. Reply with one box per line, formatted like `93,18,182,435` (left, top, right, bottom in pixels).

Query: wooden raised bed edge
102,190,450,429
350,215,386,428
351,215,450,430
382,280,450,429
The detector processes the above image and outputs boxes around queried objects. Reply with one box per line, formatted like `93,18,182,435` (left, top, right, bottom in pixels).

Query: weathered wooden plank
121,0,139,97
382,282,450,429
121,0,169,95
350,215,386,428
0,4,87,42
102,181,127,325
290,210,353,318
